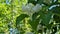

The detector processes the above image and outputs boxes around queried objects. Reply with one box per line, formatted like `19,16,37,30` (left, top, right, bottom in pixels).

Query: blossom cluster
22,3,42,15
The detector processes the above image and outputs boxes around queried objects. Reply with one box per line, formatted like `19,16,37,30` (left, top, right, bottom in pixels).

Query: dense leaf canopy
0,0,60,34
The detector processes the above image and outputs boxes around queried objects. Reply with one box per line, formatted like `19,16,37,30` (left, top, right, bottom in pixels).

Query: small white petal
32,4,42,12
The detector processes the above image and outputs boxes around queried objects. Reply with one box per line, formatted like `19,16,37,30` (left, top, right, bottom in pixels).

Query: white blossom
22,5,27,12
22,3,34,15
22,3,42,15
22,3,34,12
32,4,42,12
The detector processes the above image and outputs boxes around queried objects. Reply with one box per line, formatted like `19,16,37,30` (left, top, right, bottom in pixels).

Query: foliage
0,0,60,34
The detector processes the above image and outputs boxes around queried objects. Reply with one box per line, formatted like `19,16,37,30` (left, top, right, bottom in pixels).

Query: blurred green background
0,0,60,34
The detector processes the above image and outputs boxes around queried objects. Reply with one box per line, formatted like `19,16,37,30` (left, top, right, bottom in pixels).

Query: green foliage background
0,0,60,34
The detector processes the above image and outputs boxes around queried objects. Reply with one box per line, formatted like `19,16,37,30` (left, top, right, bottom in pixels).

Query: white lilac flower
22,3,42,15
32,4,42,12
25,3,33,12
22,3,34,15
22,5,27,12
22,3,34,12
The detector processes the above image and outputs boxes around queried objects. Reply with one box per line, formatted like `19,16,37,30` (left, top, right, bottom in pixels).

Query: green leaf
28,0,37,5
49,4,60,16
40,12,52,26
16,14,29,24
37,0,43,4
51,6,60,16
53,15,60,23
58,0,60,3
32,12,39,21
29,12,40,31
29,20,39,31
